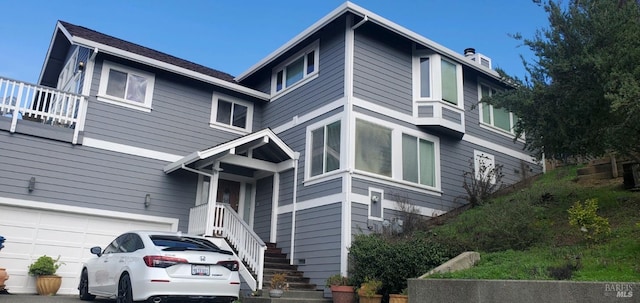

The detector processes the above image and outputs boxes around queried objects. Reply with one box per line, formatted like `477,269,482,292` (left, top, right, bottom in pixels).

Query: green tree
484,0,640,160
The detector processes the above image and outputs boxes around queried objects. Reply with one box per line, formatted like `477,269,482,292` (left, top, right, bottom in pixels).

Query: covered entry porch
163,129,298,290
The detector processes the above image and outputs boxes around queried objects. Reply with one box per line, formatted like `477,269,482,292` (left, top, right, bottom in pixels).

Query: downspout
351,15,369,30
289,152,300,265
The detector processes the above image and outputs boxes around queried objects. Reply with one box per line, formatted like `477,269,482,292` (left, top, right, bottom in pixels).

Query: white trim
463,134,537,164
368,187,384,220
70,36,270,101
0,197,179,230
277,192,344,213
351,193,446,217
82,137,182,162
236,2,502,83
270,172,280,243
352,173,442,197
97,60,155,112
303,168,346,187
304,114,345,182
271,40,320,97
210,92,254,134
272,97,346,134
342,14,355,276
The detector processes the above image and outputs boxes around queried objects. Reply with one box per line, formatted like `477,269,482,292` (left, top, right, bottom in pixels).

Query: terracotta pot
359,294,382,303
330,285,356,303
0,268,8,290
389,294,408,303
35,275,62,296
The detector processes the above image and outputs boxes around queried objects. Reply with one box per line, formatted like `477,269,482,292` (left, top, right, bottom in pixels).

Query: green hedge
348,232,460,296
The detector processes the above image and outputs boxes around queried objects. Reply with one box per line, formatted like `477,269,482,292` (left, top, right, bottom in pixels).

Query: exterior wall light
144,194,151,208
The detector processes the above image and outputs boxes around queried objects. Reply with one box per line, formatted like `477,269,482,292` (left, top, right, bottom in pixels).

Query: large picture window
97,61,155,112
479,83,517,134
272,41,319,95
355,120,392,177
310,121,341,177
353,117,440,190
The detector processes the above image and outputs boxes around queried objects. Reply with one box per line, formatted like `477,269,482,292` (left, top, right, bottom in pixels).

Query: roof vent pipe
464,48,476,57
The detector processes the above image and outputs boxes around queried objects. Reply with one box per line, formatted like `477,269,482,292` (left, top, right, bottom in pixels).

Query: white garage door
0,198,178,295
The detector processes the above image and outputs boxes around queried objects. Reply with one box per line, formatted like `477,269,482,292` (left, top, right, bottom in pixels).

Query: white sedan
79,231,241,303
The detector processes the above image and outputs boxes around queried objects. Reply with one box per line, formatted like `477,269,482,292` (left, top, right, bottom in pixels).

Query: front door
217,179,241,212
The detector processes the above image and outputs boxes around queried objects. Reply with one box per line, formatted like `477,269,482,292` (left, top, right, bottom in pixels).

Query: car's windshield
150,235,231,254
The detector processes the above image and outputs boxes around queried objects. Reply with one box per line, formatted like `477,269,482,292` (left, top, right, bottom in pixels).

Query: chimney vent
464,48,476,57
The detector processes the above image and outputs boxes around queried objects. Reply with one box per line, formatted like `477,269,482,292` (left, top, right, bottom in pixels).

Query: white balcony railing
0,77,87,144
189,202,266,290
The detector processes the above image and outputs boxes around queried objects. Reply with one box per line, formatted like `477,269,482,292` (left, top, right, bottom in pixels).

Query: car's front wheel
116,273,134,303
78,269,96,301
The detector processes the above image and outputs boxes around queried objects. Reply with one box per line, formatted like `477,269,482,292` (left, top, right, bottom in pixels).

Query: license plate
191,265,209,276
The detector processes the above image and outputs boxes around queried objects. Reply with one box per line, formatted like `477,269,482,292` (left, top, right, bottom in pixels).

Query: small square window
210,93,253,134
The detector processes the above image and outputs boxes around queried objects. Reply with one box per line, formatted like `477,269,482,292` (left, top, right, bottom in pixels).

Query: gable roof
41,21,269,100
235,1,502,83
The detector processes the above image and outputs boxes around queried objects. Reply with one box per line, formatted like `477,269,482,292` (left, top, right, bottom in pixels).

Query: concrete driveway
0,294,112,303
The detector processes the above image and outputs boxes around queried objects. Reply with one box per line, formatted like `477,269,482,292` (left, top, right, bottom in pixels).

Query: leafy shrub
460,154,504,207
357,277,382,297
434,199,549,252
28,255,62,276
325,273,351,287
568,198,611,243
348,232,459,296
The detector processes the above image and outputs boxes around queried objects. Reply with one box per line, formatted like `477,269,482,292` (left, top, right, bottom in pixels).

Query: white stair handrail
213,203,266,290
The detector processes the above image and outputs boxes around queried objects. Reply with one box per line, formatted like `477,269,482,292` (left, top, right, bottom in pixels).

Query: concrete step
243,290,331,303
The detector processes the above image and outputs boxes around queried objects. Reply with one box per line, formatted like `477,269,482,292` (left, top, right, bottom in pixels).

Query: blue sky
0,0,548,84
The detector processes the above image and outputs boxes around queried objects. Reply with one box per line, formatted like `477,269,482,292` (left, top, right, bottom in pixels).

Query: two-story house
0,2,541,295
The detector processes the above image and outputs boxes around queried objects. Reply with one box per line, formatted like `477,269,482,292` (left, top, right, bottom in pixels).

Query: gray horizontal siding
0,131,196,231
85,56,251,156
254,175,273,242
261,19,345,128
353,23,413,115
443,107,462,124
279,169,294,207
293,203,342,290
276,213,292,256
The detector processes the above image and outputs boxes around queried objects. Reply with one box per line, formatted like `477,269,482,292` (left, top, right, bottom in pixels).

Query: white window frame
474,150,496,184
271,40,320,98
304,114,345,183
478,81,519,136
352,113,441,192
412,50,464,109
97,60,155,112
210,92,254,134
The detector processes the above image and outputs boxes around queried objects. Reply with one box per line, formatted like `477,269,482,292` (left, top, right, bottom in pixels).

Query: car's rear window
150,236,220,250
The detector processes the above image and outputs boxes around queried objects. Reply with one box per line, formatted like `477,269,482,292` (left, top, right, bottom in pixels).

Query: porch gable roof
163,128,297,174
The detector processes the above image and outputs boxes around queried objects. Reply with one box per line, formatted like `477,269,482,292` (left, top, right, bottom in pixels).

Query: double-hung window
479,83,517,134
413,52,464,107
354,118,440,190
97,61,155,112
210,93,253,134
272,41,319,96
309,120,341,177
402,134,435,187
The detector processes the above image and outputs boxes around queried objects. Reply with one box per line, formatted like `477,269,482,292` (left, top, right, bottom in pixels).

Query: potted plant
389,288,408,303
268,272,287,298
357,277,382,303
28,255,63,295
326,273,355,303
0,235,8,292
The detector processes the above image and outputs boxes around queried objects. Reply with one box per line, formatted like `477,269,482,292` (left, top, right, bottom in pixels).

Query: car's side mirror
90,246,103,257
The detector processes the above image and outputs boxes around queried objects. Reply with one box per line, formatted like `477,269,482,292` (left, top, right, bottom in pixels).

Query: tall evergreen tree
485,0,640,160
